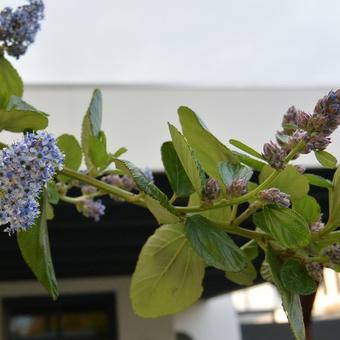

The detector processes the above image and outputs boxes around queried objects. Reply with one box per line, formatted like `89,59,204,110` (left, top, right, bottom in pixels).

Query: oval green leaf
185,215,247,272
178,106,238,189
253,206,311,249
328,166,340,229
292,195,321,225
315,150,337,169
304,173,332,189
130,223,205,317
280,259,317,295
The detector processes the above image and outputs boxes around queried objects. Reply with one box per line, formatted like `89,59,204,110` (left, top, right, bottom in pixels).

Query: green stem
60,167,146,208
215,222,270,241
233,201,263,226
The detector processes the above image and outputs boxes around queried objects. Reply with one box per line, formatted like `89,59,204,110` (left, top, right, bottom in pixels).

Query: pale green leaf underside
130,223,205,317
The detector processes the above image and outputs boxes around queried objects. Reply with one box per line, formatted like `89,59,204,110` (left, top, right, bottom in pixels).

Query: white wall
2,86,338,169
10,0,340,87
0,277,174,340
174,294,241,340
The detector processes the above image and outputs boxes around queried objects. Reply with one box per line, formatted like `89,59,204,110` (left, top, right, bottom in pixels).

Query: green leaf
114,159,176,215
234,152,266,171
112,146,128,158
241,240,259,261
219,162,253,187
0,57,23,108
253,206,311,249
47,181,59,205
161,141,195,197
144,196,180,224
17,191,58,300
178,106,238,189
168,124,206,196
292,195,321,225
46,202,54,220
88,133,109,168
259,165,309,200
315,150,337,169
266,247,305,340
225,261,257,286
229,139,263,159
328,166,340,229
0,110,48,133
57,134,82,171
185,215,247,272
280,259,317,295
304,173,332,189
81,89,103,172
130,223,205,317
188,192,231,224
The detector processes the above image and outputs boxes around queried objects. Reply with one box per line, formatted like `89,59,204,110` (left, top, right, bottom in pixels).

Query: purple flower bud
257,188,290,208
81,199,105,222
81,185,97,195
310,219,325,233
101,174,122,187
228,178,248,197
262,142,286,169
305,262,323,282
324,243,340,265
121,175,136,191
295,111,311,130
294,165,305,174
203,178,220,201
282,106,298,134
307,135,331,151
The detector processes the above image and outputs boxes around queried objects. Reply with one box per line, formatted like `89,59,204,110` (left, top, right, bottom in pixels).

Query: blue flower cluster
0,131,64,234
0,0,44,58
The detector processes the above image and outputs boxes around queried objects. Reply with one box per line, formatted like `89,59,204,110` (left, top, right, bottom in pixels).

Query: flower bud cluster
78,199,105,222
324,243,340,265
257,188,290,208
305,262,324,283
0,0,44,58
227,178,248,197
0,132,64,234
203,178,220,201
310,219,325,233
263,90,340,168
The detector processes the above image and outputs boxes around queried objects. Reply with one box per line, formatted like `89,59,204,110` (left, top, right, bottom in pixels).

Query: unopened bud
324,243,340,265
262,142,286,169
101,174,123,187
257,188,290,208
228,178,248,197
282,106,298,134
306,262,324,283
204,178,220,201
294,165,306,174
310,219,325,233
295,111,311,130
81,185,97,195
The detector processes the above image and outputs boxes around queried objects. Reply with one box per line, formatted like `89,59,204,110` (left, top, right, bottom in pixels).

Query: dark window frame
2,292,118,340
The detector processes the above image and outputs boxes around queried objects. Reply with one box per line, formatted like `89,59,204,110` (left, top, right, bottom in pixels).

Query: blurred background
1,1,340,340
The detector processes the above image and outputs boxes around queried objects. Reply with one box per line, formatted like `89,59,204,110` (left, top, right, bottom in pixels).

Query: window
3,293,117,340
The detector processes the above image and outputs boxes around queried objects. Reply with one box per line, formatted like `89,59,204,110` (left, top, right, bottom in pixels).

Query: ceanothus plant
0,2,340,340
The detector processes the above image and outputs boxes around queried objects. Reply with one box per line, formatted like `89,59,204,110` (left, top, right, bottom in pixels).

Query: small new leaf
161,141,194,198
315,150,337,169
